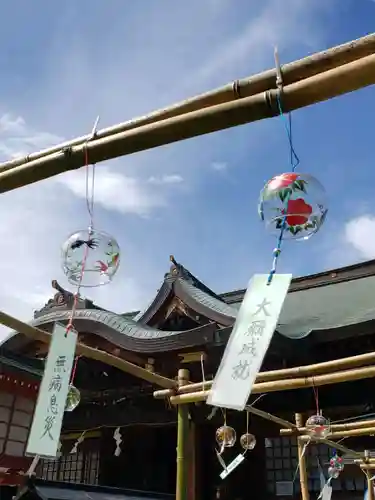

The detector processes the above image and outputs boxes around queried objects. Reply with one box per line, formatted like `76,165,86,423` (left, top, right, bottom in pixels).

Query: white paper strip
220,454,245,480
26,322,77,458
321,483,332,500
207,274,292,410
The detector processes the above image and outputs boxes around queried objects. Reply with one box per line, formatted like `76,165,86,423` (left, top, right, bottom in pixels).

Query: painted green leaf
293,180,306,193
279,188,292,203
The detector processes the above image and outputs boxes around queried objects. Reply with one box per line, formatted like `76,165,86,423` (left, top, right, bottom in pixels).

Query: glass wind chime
328,451,344,479
250,59,329,365
61,124,121,412
257,89,328,289
305,385,330,441
317,451,344,499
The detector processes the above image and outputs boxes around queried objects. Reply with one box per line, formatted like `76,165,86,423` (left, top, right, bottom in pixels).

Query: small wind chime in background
317,451,344,500
305,384,330,441
25,118,121,463
215,410,257,479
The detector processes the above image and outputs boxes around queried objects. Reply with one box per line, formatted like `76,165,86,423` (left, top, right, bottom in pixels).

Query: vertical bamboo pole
187,421,196,500
176,368,190,500
366,451,375,500
296,413,310,500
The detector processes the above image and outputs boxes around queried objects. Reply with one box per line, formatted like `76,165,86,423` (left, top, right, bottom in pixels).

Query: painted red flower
286,198,312,226
268,173,299,191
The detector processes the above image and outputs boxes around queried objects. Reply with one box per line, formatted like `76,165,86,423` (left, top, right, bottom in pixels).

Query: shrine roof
0,349,43,377
1,259,375,355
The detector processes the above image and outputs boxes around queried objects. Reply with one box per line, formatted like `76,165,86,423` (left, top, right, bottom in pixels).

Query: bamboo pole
324,427,375,439
368,475,375,500
176,369,190,500
366,451,375,500
155,349,375,399
245,405,297,430
1,33,374,176
296,413,310,500
299,436,362,458
0,310,176,389
355,459,375,464
168,364,375,404
281,419,375,435
1,53,375,194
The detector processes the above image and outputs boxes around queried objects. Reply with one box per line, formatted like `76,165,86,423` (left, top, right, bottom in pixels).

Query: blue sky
0,0,374,336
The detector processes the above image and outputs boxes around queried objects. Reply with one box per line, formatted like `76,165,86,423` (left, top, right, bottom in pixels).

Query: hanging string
267,91,300,285
246,410,250,433
222,408,227,426
292,437,311,484
217,409,228,456
312,378,320,414
70,355,82,384
200,353,206,392
65,119,99,335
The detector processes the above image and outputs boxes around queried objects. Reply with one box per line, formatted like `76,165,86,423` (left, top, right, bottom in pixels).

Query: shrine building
1,257,375,499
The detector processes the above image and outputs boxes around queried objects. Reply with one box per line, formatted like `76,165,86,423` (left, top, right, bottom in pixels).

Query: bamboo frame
0,33,374,176
281,419,375,435
296,413,310,500
165,364,375,405
176,369,189,500
1,53,375,193
0,310,176,389
154,349,375,399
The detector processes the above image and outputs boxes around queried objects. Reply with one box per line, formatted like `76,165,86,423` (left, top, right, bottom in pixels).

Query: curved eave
2,308,217,354
133,264,227,326
174,279,237,327
133,278,173,324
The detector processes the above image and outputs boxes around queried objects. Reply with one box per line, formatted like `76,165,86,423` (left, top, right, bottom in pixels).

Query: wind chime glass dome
62,228,120,287
240,432,256,450
65,384,81,412
215,425,236,448
305,413,330,439
258,172,327,241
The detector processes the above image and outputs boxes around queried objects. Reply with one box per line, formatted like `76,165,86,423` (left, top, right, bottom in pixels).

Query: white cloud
210,162,228,172
344,215,375,260
0,114,64,159
55,168,167,216
0,0,334,341
148,174,184,185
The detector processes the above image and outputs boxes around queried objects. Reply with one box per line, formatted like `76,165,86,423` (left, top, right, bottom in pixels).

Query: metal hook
89,115,100,141
274,46,283,93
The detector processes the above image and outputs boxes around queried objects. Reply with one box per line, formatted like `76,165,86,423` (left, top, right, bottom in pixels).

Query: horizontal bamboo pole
1,53,375,193
281,419,375,435
355,458,375,464
0,310,176,389
155,349,375,399
1,33,374,176
168,364,375,405
360,464,375,470
328,427,375,439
